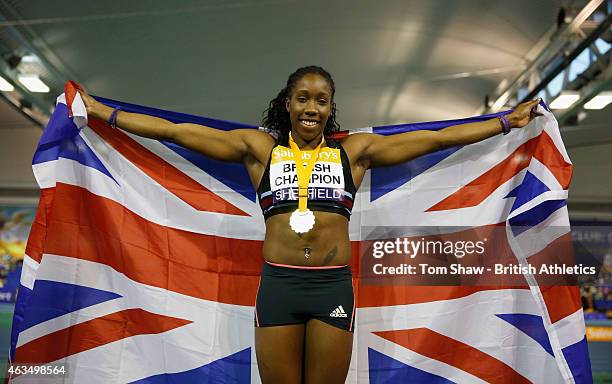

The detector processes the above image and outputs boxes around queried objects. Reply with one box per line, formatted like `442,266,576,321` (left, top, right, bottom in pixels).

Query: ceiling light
20,54,39,63
549,91,580,109
0,76,14,92
17,75,49,93
584,91,612,110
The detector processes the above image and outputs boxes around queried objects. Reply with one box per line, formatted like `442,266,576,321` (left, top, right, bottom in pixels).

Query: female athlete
78,65,542,383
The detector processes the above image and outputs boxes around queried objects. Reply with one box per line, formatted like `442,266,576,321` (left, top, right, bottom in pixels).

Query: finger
529,108,543,115
522,102,534,109
522,98,538,107
78,90,92,101
530,99,543,111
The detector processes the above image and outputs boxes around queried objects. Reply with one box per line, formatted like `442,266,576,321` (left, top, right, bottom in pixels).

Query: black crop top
257,138,357,220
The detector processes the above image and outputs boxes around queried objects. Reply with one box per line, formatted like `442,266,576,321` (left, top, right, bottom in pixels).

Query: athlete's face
285,73,332,142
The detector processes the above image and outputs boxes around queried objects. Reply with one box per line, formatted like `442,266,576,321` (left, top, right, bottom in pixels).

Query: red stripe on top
375,328,532,384
38,184,264,306
426,131,572,212
340,197,353,209
258,195,272,209
14,308,191,365
88,117,249,216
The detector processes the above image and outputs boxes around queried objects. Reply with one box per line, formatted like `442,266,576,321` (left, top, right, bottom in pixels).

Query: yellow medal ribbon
288,132,324,212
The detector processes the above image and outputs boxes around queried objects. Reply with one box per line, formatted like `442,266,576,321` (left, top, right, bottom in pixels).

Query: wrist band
108,107,121,129
498,115,511,135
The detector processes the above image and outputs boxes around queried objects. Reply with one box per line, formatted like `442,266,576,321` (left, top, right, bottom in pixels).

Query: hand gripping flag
8,81,591,383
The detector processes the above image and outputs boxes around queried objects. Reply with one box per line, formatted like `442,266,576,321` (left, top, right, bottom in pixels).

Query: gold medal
288,133,323,234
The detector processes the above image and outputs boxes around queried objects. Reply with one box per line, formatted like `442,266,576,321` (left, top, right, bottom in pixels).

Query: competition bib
269,145,345,204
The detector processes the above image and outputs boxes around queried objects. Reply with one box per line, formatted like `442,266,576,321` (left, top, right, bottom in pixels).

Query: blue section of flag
505,171,550,213
561,336,593,384
33,103,116,182
9,284,32,361
38,134,117,183
371,110,510,135
36,103,80,152
368,348,455,384
509,199,567,236
163,142,256,202
369,111,512,201
18,280,121,332
370,147,460,201
496,313,553,356
130,347,251,384
94,96,258,130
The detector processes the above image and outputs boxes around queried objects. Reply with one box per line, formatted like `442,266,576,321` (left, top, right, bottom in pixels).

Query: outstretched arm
345,98,542,169
78,90,273,164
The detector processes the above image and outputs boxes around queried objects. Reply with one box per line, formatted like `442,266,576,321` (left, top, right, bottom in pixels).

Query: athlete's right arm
79,90,272,164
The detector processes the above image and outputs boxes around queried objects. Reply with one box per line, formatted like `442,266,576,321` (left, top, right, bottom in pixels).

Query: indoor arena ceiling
0,0,587,127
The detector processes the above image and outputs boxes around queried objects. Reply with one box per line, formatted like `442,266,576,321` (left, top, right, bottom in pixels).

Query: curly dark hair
262,66,340,145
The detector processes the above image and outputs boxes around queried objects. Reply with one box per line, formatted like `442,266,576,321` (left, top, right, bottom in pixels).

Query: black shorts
255,261,355,332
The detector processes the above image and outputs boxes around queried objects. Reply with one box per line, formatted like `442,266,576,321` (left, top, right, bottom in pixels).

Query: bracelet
108,107,121,129
498,115,511,135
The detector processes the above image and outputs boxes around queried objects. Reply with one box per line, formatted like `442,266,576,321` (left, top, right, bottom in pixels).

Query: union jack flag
8,81,591,383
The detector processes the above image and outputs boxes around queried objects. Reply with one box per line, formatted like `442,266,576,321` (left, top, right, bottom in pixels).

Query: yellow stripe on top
271,146,341,165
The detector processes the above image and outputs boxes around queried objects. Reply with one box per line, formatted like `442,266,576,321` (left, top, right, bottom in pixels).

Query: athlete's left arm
344,98,542,169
